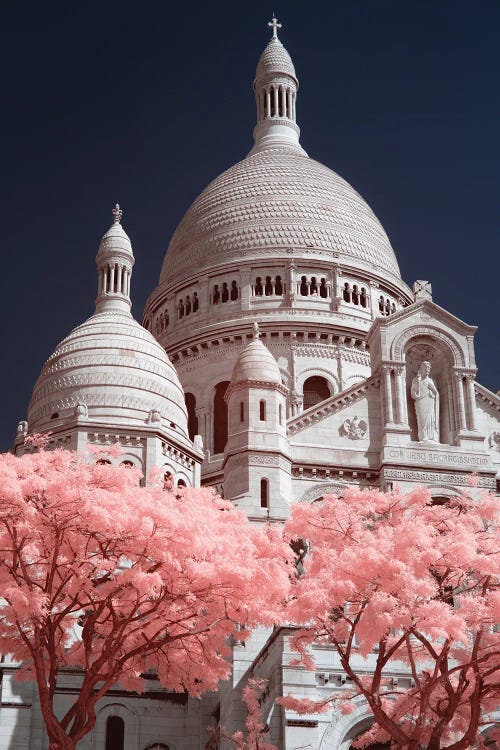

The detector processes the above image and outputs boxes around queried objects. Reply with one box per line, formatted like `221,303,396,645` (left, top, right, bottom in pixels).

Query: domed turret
231,323,282,385
27,207,190,442
224,323,291,518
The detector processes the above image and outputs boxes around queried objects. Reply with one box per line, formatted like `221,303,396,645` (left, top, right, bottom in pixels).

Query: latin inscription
383,468,495,489
387,448,488,467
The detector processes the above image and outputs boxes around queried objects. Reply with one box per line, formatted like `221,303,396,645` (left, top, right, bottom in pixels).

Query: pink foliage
0,448,292,750
285,485,500,750
229,678,277,750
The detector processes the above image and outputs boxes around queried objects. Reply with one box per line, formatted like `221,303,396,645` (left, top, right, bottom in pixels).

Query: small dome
97,221,133,259
232,337,282,385
255,37,296,82
28,310,189,437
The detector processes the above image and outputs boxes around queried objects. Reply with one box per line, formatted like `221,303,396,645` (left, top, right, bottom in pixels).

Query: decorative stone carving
411,361,440,442
74,402,88,418
341,416,367,440
194,434,204,452
147,408,161,424
16,420,28,436
412,279,433,301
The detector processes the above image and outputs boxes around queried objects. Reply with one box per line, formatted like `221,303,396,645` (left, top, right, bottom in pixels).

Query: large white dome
28,310,188,436
160,147,402,286
28,310,189,436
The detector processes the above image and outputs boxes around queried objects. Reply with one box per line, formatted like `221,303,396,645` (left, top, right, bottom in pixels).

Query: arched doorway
213,381,230,454
303,376,331,410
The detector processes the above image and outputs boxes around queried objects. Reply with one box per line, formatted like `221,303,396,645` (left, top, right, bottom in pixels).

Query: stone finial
268,16,282,38
112,203,123,224
413,279,433,301
252,321,261,339
147,408,161,424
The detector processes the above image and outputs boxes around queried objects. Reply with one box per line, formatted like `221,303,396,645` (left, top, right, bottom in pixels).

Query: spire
95,204,135,314
249,18,306,155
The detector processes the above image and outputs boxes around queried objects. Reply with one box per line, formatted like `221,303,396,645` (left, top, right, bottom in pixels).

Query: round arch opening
303,376,331,410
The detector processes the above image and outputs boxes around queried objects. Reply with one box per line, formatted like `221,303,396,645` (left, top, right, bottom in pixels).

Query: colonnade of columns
453,369,477,432
258,84,296,121
99,263,131,297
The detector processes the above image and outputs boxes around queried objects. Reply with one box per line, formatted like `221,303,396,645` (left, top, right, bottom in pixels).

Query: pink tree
284,486,500,750
0,447,292,750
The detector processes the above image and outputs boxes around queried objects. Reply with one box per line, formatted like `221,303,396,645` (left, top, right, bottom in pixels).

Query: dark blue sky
1,0,498,451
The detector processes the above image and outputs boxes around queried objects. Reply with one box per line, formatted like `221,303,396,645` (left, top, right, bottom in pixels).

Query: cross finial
252,321,261,339
112,203,123,224
268,16,282,38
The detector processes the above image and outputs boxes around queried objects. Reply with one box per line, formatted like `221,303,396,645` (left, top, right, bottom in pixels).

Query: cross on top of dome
112,203,123,224
268,16,282,39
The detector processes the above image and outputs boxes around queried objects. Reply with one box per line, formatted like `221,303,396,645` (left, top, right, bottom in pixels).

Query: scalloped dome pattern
160,148,401,284
255,37,296,80
28,311,188,434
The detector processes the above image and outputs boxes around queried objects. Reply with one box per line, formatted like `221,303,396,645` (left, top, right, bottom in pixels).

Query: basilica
3,18,499,750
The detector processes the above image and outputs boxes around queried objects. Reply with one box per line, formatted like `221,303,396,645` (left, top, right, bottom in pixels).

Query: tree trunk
48,736,76,750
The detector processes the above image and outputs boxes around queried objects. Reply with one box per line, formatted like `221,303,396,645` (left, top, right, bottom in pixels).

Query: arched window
279,403,283,425
300,276,308,296
260,478,269,509
310,276,318,296
178,299,184,318
343,282,351,302
96,458,112,466
106,716,125,750
240,401,244,422
259,400,266,421
185,393,198,442
275,275,283,295
303,376,331,410
185,295,191,315
192,292,199,312
360,287,367,308
255,277,263,296
213,381,230,454
230,280,238,300
265,276,273,296
221,282,229,303
320,277,327,298
121,460,134,468
213,285,220,305
177,478,187,488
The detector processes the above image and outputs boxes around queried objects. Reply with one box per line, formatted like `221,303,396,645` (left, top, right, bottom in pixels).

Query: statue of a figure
411,361,440,442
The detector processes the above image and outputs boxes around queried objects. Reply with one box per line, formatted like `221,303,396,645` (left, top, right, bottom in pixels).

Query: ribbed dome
28,310,189,436
160,147,401,284
255,37,296,81
232,338,282,385
97,221,133,258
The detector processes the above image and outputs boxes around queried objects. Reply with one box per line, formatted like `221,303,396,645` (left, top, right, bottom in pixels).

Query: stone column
383,366,394,424
454,372,467,432
394,366,407,425
287,88,292,119
109,265,115,294
273,86,279,117
265,88,271,118
465,374,477,431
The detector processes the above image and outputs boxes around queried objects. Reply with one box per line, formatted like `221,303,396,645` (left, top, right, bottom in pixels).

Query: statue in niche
74,402,88,418
411,360,440,442
16,420,28,436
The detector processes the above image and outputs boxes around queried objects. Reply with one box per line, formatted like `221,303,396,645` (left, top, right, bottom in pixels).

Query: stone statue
16,420,28,436
75,402,88,418
411,361,440,442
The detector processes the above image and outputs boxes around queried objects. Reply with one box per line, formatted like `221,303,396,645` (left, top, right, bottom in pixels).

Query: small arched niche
405,337,455,445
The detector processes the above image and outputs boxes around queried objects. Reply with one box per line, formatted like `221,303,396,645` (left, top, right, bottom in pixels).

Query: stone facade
4,21,499,750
